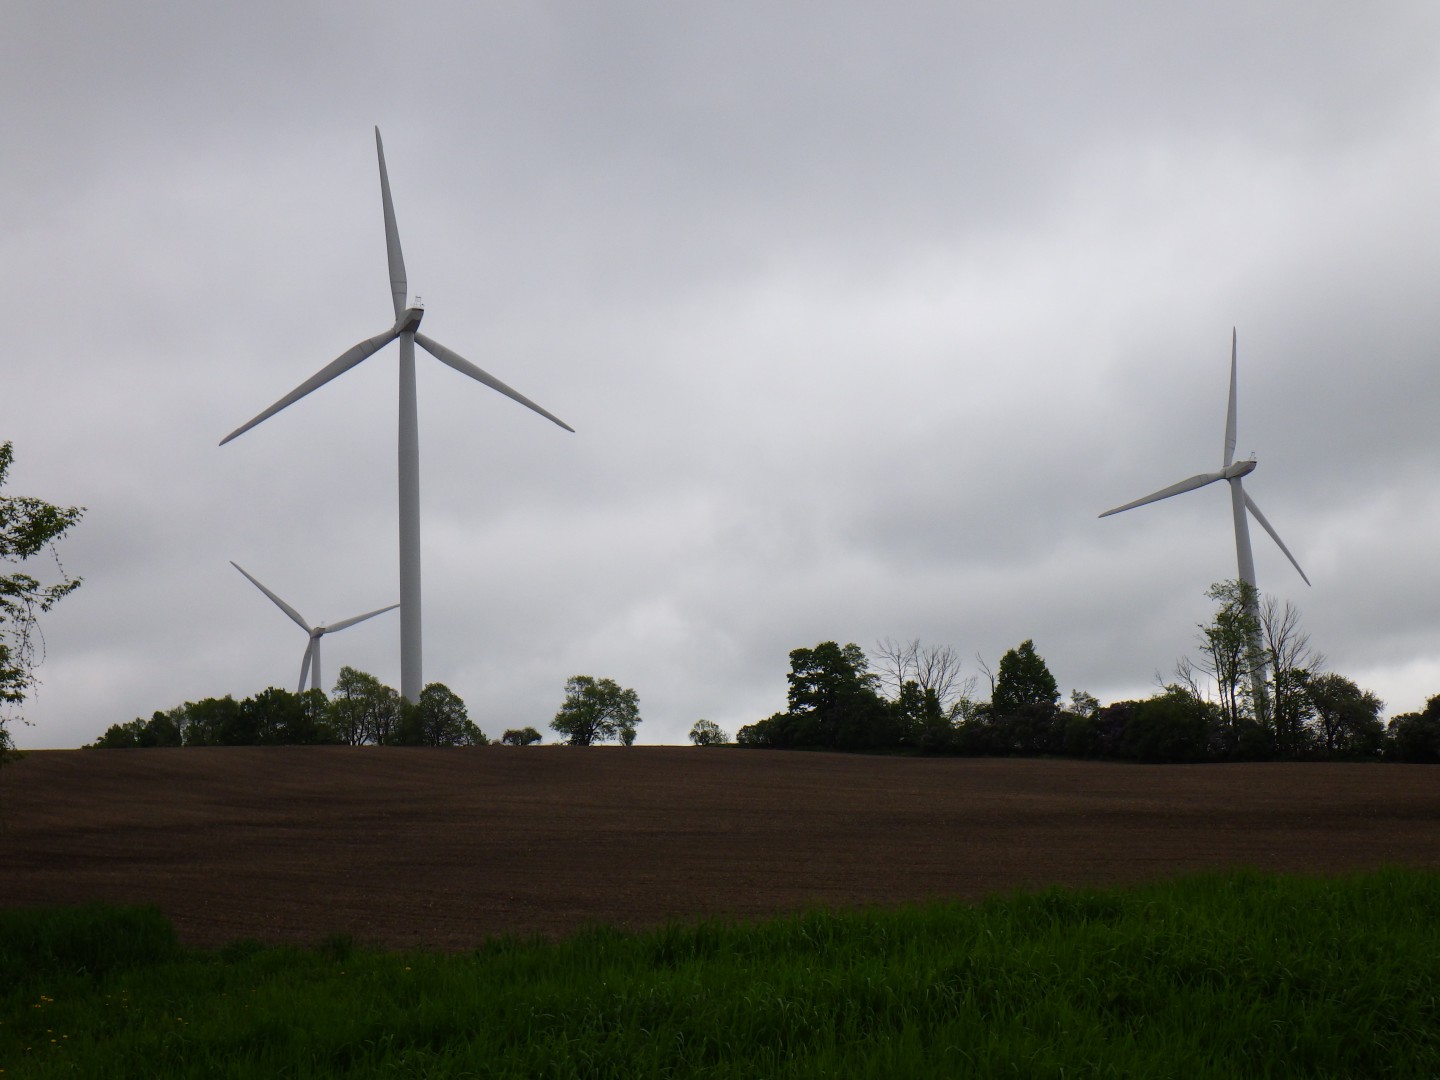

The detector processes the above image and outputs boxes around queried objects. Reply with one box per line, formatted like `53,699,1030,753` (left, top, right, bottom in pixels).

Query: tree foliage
395,683,488,746
688,719,728,746
1386,696,1440,763
500,726,543,746
1,441,84,755
1307,674,1384,760
328,667,400,746
88,674,494,749
1192,580,1261,731
738,642,894,750
551,676,642,746
991,640,1059,716
90,688,337,748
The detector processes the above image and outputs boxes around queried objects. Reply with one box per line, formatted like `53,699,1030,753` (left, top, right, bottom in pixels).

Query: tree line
88,669,648,750
88,669,491,748
736,584,1440,763
85,578,1440,762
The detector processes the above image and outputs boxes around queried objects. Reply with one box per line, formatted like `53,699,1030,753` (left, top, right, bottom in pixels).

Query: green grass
4,869,1439,1078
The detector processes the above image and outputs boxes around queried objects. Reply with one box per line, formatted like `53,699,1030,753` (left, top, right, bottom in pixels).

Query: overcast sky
5,3,1440,748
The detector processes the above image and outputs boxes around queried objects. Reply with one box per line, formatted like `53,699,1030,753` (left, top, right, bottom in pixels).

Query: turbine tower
231,562,399,693
1099,329,1309,718
221,128,573,701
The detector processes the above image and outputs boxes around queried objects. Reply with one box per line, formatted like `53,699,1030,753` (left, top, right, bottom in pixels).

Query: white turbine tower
1099,329,1309,717
231,562,399,694
221,128,573,702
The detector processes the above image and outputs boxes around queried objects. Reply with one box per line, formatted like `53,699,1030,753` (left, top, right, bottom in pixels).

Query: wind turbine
231,562,399,694
221,128,573,702
1099,329,1309,717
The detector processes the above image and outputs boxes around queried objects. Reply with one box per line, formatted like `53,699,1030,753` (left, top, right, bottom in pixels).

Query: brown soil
2,747,1437,950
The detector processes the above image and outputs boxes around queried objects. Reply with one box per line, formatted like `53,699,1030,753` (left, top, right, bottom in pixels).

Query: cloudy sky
5,3,1440,748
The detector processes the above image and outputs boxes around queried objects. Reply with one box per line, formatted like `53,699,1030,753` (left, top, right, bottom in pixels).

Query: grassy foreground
3,869,1438,1078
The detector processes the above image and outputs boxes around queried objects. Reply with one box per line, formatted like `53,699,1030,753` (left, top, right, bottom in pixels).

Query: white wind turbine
231,562,398,694
221,128,573,702
1099,330,1309,716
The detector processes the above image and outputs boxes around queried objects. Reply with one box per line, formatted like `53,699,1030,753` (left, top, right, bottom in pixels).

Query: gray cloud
6,3,1440,747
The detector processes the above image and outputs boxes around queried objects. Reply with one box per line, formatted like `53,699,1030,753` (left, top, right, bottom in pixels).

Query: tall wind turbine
221,128,573,701
231,562,399,693
1099,330,1309,716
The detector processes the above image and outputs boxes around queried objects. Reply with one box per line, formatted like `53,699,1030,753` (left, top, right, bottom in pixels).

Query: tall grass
3,869,1438,1078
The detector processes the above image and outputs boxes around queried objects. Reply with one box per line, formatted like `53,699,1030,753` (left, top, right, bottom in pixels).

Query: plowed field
3,748,1437,950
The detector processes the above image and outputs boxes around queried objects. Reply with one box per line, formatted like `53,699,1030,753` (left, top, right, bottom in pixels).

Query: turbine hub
397,306,424,334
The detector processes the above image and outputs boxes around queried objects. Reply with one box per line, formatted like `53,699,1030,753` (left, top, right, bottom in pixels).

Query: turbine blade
1098,471,1227,518
298,639,315,694
220,327,400,445
415,333,575,433
1224,328,1238,468
322,602,401,634
375,127,408,321
231,561,311,632
1244,493,1311,586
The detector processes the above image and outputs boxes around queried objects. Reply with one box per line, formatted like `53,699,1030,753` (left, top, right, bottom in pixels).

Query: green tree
327,667,400,746
1306,674,1384,760
551,676,642,746
1192,581,1261,733
1,441,84,759
1386,695,1440,763
1058,690,1103,759
179,695,243,746
241,687,336,745
990,640,1059,716
88,711,183,749
500,726,543,746
688,719,728,746
787,641,876,712
394,683,487,746
984,640,1061,754
780,641,893,750
1121,688,1213,763
893,679,951,751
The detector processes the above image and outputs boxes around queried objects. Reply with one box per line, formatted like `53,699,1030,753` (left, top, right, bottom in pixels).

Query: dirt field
2,747,1437,950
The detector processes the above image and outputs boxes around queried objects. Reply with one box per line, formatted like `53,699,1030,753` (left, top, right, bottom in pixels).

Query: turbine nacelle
396,306,424,335
1222,459,1256,480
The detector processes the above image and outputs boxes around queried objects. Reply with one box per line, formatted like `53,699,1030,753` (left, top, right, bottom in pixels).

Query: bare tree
916,643,968,712
872,637,920,699
873,638,974,718
1259,595,1324,756
975,652,996,699
1169,657,1206,702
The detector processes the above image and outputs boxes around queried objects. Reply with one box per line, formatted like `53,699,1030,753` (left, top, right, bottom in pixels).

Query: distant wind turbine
231,562,398,694
221,128,573,702
1099,329,1309,717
